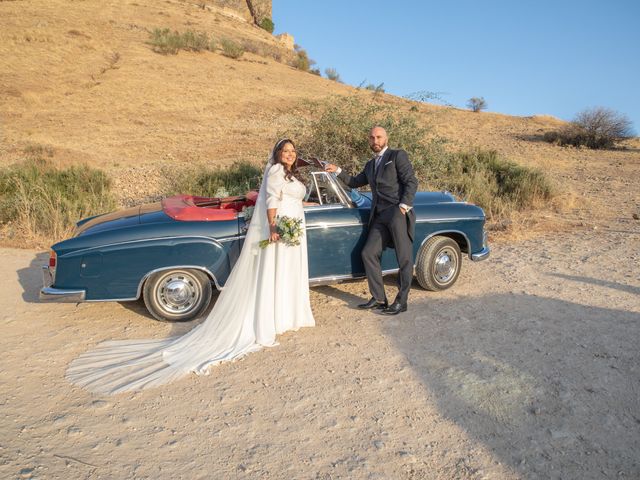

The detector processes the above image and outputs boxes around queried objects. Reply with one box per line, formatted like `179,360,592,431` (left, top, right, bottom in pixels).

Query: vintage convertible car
40,165,489,321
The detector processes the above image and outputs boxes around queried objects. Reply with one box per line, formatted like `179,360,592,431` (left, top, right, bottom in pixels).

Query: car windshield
296,158,368,207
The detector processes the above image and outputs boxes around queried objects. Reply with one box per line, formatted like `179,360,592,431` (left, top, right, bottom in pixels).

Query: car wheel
415,236,462,291
143,269,213,322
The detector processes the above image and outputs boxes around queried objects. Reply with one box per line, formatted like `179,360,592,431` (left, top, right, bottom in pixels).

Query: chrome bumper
471,246,490,261
470,231,490,262
39,266,86,302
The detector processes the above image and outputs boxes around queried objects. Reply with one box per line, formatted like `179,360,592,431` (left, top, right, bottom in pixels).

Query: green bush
442,150,553,218
165,161,263,198
220,38,244,59
290,96,553,219
148,28,212,55
0,158,115,241
259,17,275,34
292,44,315,72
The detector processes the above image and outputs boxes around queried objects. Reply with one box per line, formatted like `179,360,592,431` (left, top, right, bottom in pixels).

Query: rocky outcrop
276,33,294,49
197,0,271,25
246,0,272,24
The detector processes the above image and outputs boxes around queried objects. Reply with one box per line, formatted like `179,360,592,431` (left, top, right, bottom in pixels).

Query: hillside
1,0,639,238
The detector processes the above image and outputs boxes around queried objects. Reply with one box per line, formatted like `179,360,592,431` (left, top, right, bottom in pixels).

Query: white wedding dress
66,161,315,394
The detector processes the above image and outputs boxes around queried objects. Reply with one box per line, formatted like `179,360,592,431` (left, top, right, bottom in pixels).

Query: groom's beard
370,142,387,153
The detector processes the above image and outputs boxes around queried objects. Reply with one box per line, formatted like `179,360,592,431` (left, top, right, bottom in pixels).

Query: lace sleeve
266,163,285,210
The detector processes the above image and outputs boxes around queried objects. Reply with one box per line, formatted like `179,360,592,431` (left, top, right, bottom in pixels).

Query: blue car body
40,170,489,316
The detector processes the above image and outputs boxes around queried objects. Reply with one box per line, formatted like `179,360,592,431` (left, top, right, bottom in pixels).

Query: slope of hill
1,0,639,240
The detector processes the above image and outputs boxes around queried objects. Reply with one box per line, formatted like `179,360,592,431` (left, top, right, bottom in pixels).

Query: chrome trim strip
218,235,245,243
40,287,86,303
309,268,399,286
62,235,225,258
418,230,473,259
415,217,484,224
306,221,362,230
471,246,490,261
87,296,138,303
304,204,345,212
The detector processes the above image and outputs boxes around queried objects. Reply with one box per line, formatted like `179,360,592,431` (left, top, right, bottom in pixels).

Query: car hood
359,191,456,204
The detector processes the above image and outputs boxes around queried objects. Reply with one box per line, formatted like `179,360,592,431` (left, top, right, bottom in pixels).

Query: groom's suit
338,148,418,305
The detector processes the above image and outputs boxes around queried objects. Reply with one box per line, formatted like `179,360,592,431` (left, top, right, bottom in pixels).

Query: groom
325,126,418,315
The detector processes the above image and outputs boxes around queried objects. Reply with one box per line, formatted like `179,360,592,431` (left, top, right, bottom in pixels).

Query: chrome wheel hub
157,272,201,314
434,248,457,283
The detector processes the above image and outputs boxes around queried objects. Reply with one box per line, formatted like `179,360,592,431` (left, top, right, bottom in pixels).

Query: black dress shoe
357,297,388,310
381,301,407,315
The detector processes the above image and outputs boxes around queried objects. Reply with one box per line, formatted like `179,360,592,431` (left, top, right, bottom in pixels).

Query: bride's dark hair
272,138,304,183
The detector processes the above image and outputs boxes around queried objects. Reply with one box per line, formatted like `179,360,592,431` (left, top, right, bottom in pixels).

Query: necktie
374,155,382,173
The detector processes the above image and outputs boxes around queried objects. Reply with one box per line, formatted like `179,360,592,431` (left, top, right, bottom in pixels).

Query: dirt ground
1,152,639,479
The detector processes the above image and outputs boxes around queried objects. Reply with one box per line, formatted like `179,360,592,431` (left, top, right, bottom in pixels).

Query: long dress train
66,162,315,394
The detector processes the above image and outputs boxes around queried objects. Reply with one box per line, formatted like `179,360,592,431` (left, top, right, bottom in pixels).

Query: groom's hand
324,163,338,173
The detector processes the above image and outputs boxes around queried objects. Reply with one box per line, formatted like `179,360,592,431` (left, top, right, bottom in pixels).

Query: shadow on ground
18,251,49,302
384,292,639,479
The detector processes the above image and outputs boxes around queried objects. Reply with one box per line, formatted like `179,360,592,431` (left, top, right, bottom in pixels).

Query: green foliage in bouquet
259,216,304,248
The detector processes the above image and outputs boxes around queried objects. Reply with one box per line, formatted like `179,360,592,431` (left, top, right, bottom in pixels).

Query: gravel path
1,222,638,479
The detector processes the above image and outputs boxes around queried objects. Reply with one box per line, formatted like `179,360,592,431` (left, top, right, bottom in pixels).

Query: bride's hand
269,224,280,243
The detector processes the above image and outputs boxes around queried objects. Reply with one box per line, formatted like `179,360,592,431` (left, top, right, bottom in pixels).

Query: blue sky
273,0,639,132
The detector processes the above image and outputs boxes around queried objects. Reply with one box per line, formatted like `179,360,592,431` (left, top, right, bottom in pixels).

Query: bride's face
280,143,296,169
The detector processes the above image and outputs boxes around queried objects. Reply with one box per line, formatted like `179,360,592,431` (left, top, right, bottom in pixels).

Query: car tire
415,236,462,291
143,269,213,322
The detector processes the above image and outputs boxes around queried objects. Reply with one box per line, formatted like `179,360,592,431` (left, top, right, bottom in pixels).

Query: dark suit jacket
338,148,418,241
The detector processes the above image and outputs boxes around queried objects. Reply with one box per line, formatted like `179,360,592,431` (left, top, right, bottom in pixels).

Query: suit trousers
361,205,413,305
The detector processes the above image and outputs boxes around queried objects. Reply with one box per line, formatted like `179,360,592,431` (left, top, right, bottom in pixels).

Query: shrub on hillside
165,161,263,198
220,38,245,59
292,44,315,72
259,17,275,34
0,158,115,241
148,28,212,55
324,68,342,82
443,150,553,218
543,107,634,149
357,80,385,94
290,96,553,218
467,97,487,112
366,82,385,94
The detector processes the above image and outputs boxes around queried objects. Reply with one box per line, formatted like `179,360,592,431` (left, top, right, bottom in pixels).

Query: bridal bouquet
259,216,304,248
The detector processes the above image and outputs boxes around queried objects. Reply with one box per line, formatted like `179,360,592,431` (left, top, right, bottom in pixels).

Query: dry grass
0,155,115,245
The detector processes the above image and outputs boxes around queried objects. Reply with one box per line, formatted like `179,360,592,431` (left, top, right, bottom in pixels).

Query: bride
66,139,315,394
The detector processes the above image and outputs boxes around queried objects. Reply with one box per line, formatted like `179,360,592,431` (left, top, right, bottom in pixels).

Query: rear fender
54,236,237,300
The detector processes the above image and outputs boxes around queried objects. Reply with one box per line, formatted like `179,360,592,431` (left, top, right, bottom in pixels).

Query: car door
303,171,371,282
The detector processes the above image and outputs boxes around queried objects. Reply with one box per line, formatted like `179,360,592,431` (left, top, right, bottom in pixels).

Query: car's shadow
18,251,50,303
384,292,640,479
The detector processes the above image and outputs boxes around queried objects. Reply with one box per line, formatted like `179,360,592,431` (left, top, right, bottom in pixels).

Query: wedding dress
66,156,315,394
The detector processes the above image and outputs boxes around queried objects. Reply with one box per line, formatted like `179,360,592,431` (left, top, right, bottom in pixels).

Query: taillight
49,250,57,268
